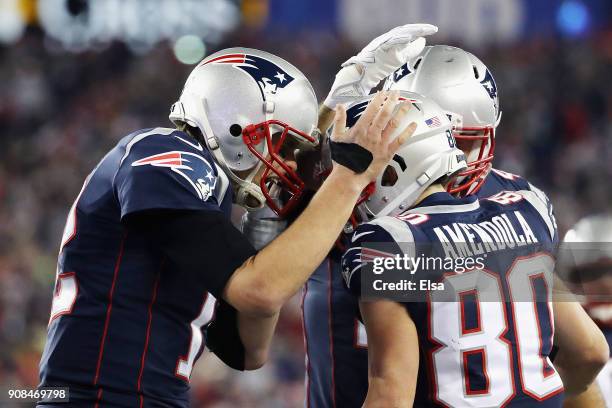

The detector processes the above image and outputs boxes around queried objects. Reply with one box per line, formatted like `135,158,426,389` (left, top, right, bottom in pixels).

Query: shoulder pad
518,189,557,241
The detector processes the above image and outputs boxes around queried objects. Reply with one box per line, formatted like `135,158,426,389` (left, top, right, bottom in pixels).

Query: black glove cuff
330,141,373,173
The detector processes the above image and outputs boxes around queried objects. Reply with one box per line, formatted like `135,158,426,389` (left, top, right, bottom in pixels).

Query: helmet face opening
447,125,495,196
242,119,318,217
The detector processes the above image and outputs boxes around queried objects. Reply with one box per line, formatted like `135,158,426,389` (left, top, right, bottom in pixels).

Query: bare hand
331,91,417,185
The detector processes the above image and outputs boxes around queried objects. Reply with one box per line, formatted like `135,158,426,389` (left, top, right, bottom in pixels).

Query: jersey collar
403,192,480,215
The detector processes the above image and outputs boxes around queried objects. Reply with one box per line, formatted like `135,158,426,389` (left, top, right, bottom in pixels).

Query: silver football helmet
385,45,501,196
561,215,612,321
169,47,319,216
341,91,467,218
562,215,612,279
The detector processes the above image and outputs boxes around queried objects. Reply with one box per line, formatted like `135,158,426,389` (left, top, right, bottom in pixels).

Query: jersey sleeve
486,169,559,248
519,187,559,248
114,133,222,219
126,209,257,299
341,216,414,297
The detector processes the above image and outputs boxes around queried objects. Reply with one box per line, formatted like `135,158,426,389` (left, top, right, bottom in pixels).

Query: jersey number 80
428,254,563,407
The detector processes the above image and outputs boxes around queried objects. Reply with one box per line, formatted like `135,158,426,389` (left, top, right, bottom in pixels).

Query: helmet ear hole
229,124,243,137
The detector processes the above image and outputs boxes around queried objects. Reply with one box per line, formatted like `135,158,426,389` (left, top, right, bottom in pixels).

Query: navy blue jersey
39,127,233,407
343,191,564,407
301,168,556,408
302,253,368,408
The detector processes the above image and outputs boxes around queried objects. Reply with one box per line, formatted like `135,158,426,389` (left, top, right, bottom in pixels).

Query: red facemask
447,126,495,196
242,120,318,218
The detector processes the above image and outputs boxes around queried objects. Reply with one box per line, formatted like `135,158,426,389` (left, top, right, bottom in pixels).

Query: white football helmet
340,91,467,218
562,215,612,280
169,47,319,216
561,215,612,335
385,45,501,196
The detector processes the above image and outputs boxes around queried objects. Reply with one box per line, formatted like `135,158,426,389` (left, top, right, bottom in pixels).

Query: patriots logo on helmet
346,97,420,128
132,151,217,201
203,53,295,101
392,63,411,83
480,69,498,101
480,69,499,117
346,101,370,127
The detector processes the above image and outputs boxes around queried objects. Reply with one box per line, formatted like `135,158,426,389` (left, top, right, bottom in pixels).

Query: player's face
447,127,494,195
253,130,299,184
252,154,298,185
455,135,477,155
236,129,302,214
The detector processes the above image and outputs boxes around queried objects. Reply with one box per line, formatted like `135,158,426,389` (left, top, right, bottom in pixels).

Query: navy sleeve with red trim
114,132,222,220
480,169,559,249
341,219,407,297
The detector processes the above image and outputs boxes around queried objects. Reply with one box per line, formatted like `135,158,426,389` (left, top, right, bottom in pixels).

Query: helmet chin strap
233,162,267,211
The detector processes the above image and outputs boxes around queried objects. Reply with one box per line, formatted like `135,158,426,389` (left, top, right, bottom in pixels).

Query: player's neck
413,184,446,207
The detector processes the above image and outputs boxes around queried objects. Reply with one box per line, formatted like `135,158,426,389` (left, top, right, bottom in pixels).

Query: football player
561,215,612,408
37,46,418,407
300,24,440,407
341,92,609,407
387,45,609,407
301,43,607,407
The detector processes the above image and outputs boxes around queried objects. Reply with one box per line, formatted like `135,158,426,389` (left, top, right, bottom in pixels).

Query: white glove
324,23,438,109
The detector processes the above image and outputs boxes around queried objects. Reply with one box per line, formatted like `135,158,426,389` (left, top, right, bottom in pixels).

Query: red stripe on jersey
137,261,164,406
300,281,312,408
94,232,128,386
327,259,337,408
94,388,103,408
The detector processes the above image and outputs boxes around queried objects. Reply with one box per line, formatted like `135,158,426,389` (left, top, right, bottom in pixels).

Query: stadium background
0,0,611,406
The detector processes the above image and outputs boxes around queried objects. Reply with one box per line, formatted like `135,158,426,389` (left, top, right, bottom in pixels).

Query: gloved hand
323,23,438,109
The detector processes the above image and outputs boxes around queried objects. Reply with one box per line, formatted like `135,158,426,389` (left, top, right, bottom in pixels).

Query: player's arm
206,296,279,371
318,104,336,136
123,92,415,371
552,277,609,396
223,92,415,316
360,299,419,408
124,208,276,370
216,92,415,369
562,382,607,408
341,219,419,407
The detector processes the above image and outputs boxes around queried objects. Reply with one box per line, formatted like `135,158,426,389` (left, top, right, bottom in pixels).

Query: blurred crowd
1,25,612,406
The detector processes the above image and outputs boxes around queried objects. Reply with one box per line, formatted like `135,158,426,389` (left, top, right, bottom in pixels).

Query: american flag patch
425,116,441,127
